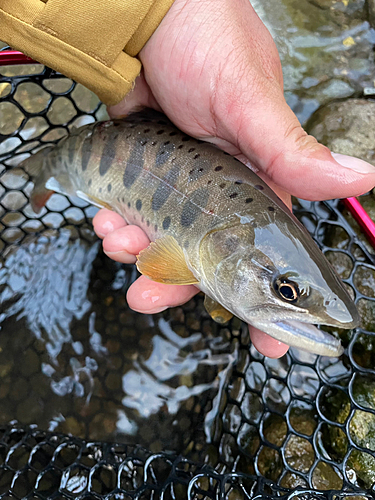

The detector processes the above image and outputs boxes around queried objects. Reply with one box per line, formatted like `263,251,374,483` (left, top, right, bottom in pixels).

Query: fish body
24,110,359,356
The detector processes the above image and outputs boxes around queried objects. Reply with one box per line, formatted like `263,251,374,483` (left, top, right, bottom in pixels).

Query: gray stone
306,98,375,164
368,0,375,28
251,0,374,124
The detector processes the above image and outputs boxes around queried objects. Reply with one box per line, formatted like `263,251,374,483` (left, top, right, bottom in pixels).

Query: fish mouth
251,318,345,357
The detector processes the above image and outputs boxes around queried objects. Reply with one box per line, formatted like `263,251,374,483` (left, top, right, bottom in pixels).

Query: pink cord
343,197,375,250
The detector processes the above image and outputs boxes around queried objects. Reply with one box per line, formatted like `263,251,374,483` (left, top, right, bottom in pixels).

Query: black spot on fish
182,136,190,141
268,206,275,212
255,184,264,191
99,187,102,193
143,129,150,133
151,141,157,146
68,135,78,164
189,148,195,153
123,139,144,188
207,180,212,185
181,187,209,227
215,166,223,172
235,180,242,185
219,183,226,189
154,224,158,232
163,216,171,230
245,198,253,203
178,145,184,149
157,130,165,135
194,154,200,159
156,142,175,167
152,166,180,211
99,134,118,177
147,220,150,227
229,193,238,199
169,131,177,136
136,199,142,211
81,135,93,171
189,159,209,182
88,179,92,187
184,240,190,249
107,183,112,192
127,202,131,208
140,140,148,146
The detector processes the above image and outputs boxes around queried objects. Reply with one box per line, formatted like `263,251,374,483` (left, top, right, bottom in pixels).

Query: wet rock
280,472,308,488
285,435,315,473
347,449,375,488
368,0,375,28
325,251,353,280
263,414,287,447
352,332,375,369
289,406,317,436
322,376,375,487
306,99,375,165
357,298,375,331
257,446,283,481
252,0,373,123
312,461,343,490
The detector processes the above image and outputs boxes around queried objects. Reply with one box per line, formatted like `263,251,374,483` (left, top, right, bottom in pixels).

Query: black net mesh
1,50,375,499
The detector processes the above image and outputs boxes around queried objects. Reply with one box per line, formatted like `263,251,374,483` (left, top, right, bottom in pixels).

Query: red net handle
0,50,36,65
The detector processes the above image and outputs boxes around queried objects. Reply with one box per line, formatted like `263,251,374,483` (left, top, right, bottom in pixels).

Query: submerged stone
306,99,375,165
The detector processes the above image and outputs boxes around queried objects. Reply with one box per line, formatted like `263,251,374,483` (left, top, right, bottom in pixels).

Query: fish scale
23,109,360,357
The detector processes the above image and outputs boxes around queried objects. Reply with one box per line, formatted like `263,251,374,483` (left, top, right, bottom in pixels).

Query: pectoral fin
75,190,112,210
204,296,233,324
136,236,199,285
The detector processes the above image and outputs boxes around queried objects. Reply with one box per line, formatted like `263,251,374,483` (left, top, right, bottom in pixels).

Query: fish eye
274,277,300,303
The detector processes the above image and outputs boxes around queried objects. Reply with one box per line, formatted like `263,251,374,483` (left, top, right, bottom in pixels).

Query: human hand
93,0,375,358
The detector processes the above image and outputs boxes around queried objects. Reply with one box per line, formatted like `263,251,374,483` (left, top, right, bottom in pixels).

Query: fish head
199,219,359,356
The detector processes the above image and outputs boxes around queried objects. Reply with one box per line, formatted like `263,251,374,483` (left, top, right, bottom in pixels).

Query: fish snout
323,294,360,328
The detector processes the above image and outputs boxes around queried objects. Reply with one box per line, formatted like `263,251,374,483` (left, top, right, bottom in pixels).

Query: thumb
222,82,375,201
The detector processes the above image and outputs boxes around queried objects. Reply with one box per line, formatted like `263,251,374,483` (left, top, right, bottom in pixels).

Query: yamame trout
23,110,359,356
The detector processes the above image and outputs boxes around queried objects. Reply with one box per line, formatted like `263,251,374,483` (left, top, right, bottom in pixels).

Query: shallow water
0,228,236,456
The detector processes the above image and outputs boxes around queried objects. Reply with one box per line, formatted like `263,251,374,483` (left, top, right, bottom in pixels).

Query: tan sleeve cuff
0,0,175,106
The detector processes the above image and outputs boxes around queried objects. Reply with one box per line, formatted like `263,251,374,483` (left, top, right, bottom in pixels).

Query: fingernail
331,152,375,174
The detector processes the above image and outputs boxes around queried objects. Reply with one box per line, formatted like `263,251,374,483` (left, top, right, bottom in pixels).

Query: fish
22,109,360,357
